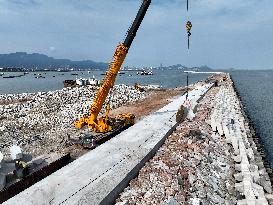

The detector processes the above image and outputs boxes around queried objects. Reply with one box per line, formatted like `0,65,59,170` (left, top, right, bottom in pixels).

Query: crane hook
186,21,192,49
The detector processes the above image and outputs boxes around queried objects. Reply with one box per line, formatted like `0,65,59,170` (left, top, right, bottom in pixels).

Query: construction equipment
74,0,151,134
14,160,29,178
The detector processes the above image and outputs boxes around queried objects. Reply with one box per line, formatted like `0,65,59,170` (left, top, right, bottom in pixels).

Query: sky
0,0,272,69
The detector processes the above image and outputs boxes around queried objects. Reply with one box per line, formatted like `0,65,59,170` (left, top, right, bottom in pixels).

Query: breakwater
116,74,273,204
231,70,273,171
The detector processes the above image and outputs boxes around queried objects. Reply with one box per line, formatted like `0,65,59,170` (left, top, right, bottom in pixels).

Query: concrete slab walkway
3,83,212,205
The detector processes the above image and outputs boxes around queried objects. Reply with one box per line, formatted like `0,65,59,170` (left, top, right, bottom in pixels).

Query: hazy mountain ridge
0,52,108,70
160,64,213,71
0,52,214,72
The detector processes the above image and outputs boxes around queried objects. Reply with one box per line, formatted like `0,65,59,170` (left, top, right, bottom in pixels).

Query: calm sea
231,70,273,169
0,70,210,94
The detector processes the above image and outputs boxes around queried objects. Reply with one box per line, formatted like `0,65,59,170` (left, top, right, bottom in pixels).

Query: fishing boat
64,76,100,88
88,75,100,86
137,70,153,75
35,76,45,79
3,76,15,78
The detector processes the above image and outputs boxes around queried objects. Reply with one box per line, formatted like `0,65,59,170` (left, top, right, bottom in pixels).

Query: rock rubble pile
116,81,237,204
116,75,273,205
210,77,273,204
0,85,146,157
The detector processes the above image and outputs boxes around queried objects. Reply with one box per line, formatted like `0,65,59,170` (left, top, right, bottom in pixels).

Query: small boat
64,80,77,88
76,78,84,86
15,74,24,78
137,70,153,75
88,75,100,86
71,73,78,76
35,76,45,79
3,76,15,78
0,73,4,76
65,76,100,87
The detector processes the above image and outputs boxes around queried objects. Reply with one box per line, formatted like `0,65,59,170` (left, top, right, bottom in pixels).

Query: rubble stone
0,85,147,157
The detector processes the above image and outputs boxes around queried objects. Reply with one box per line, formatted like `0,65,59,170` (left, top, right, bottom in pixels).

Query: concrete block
10,145,22,160
0,173,6,190
217,122,224,136
252,171,260,183
211,117,217,132
265,194,273,204
230,132,239,155
223,125,231,143
234,173,243,182
237,199,247,205
232,155,241,163
260,178,273,194
190,198,200,205
235,182,244,193
247,148,255,161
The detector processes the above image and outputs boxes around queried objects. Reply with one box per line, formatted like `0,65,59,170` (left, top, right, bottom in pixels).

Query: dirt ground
110,88,186,121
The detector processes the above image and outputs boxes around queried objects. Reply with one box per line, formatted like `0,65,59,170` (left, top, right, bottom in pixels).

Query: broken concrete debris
116,74,273,205
0,85,147,157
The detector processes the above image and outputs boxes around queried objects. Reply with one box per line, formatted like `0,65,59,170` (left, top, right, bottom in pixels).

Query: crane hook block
186,21,192,35
186,21,192,49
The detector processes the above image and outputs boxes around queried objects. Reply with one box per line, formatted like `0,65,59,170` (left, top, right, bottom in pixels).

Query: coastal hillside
0,52,108,70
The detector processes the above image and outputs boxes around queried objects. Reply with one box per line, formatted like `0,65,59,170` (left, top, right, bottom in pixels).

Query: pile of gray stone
0,85,146,157
116,76,273,204
116,82,237,205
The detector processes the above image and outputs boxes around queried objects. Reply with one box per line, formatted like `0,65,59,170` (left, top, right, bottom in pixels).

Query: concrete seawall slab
3,83,213,205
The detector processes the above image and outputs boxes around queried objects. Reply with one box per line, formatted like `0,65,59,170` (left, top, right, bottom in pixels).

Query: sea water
231,70,273,169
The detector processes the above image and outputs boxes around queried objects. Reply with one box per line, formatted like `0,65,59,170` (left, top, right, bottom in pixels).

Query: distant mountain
160,64,213,71
0,52,108,70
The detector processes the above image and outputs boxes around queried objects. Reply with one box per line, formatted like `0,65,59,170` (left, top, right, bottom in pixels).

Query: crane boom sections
88,44,128,120
74,0,151,132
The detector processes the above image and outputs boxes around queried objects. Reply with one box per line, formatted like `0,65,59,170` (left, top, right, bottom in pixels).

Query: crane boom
74,0,151,132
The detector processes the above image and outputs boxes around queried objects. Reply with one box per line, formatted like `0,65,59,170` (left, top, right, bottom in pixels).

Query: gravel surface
0,85,147,157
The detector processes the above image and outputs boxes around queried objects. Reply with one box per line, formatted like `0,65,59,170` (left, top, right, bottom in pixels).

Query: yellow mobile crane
74,0,151,134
